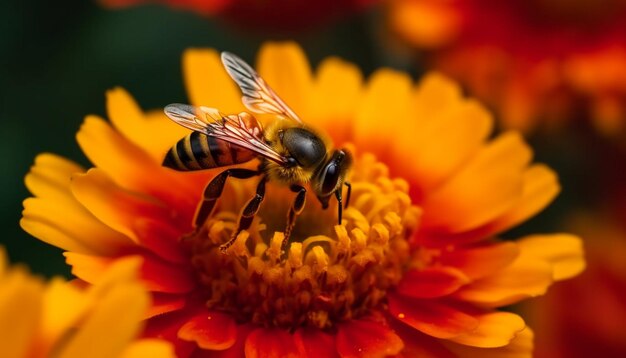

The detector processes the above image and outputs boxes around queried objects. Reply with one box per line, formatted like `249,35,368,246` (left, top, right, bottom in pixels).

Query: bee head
279,127,327,169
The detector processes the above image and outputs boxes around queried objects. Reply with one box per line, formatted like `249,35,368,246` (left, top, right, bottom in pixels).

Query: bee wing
164,103,289,165
221,51,303,124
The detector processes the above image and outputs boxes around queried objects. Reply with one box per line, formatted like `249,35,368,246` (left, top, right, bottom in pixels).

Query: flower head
0,246,173,358
388,0,626,135
22,42,584,356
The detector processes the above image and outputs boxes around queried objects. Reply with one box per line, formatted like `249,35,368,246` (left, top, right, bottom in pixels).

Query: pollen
185,153,420,329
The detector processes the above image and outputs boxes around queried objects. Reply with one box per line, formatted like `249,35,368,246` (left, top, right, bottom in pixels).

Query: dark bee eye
321,161,340,195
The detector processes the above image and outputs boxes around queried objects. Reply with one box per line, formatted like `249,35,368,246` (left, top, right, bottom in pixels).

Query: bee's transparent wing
221,51,303,124
164,103,289,165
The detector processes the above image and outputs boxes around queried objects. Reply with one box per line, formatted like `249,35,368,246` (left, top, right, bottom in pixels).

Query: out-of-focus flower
388,0,626,135
100,0,378,33
521,213,626,357
21,42,584,356
0,247,174,358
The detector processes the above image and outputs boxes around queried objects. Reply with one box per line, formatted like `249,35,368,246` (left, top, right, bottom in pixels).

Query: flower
99,0,378,33
0,246,174,358
388,0,626,135
21,42,585,356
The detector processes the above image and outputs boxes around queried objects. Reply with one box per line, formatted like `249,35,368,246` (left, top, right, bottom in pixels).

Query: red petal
244,328,301,358
388,294,478,339
202,324,255,358
397,267,469,298
144,309,198,358
178,311,237,350
294,327,339,358
336,318,404,358
389,317,456,358
147,293,187,318
133,218,187,264
139,252,196,294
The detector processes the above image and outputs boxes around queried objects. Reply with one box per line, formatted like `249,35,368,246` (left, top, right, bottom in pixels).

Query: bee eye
320,161,340,195
286,157,298,168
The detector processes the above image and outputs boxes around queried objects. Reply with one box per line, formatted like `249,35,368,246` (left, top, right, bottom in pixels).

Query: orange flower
388,0,626,135
0,247,174,358
99,0,378,33
21,42,584,356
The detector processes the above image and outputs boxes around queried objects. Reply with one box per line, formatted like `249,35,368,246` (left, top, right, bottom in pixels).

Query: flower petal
488,164,560,235
389,317,456,358
517,234,585,281
402,98,493,193
148,294,187,318
21,197,131,255
257,42,314,119
388,294,478,339
178,311,237,350
133,218,187,264
77,115,200,221
0,266,43,358
397,266,469,298
65,252,195,294
311,57,363,144
439,242,520,280
335,318,404,358
421,132,531,233
244,328,300,358
59,280,148,358
120,339,175,358
447,312,526,348
24,153,83,201
207,324,255,358
294,327,339,358
183,49,243,113
454,252,554,307
444,326,534,358
354,68,414,160
70,169,179,242
106,87,189,161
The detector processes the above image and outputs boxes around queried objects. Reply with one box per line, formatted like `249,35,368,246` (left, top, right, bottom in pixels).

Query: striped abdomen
163,131,256,171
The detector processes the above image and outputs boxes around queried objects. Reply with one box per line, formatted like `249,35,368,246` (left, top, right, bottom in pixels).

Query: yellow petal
70,169,174,242
120,339,175,358
454,250,554,307
24,153,84,202
37,278,88,357
448,312,526,348
106,88,189,160
183,48,243,113
58,282,148,358
311,57,363,143
354,68,414,158
0,264,43,358
400,98,493,191
22,197,131,254
445,326,534,358
489,164,560,235
77,115,200,214
421,131,531,233
257,42,314,119
517,234,586,281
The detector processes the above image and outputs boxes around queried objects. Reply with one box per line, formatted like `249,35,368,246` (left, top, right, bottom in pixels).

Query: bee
163,52,352,253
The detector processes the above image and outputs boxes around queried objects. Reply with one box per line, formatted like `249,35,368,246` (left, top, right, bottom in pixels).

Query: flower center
184,153,420,329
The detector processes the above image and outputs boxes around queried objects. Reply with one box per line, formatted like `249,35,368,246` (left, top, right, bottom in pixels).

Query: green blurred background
1,0,591,277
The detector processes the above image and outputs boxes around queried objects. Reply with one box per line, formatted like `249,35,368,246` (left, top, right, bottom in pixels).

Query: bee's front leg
281,184,307,253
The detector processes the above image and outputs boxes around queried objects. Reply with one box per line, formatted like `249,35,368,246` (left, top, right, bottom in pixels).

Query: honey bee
163,52,352,252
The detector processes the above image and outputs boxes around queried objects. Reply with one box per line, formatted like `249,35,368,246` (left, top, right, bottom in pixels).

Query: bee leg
281,184,307,253
219,176,267,253
344,182,351,209
194,168,261,230
335,189,343,225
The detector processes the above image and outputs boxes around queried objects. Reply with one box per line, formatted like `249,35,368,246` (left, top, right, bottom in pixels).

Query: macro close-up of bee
162,52,353,252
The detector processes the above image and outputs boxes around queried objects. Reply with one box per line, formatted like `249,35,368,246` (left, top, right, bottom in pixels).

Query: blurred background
1,0,625,356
